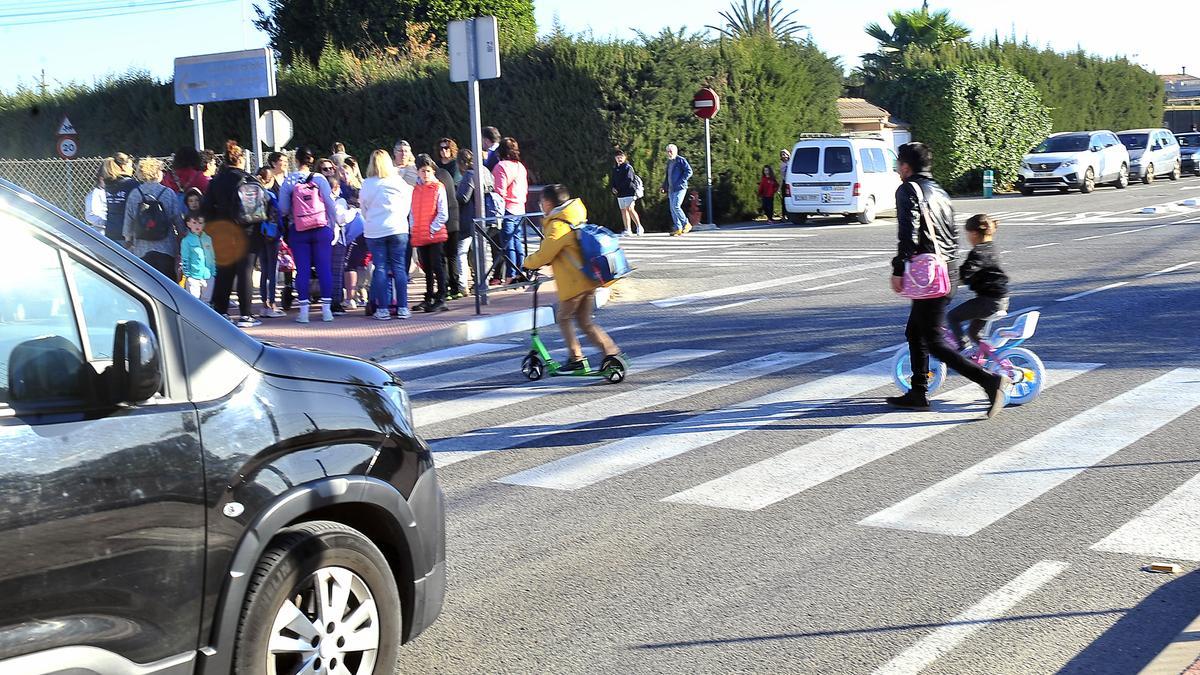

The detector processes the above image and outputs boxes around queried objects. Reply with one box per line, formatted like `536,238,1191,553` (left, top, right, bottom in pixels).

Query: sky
1,0,1196,94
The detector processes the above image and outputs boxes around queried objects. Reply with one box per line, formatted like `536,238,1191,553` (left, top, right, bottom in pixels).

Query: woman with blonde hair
102,152,137,242
123,156,182,279
359,149,413,320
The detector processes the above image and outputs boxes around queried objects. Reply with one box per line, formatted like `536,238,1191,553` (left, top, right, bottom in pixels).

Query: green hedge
0,33,842,227
880,64,1051,192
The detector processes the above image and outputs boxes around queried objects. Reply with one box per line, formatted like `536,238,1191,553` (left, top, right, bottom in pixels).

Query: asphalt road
395,175,1200,674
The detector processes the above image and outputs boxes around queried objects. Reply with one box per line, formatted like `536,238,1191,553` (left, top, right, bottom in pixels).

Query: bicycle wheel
891,346,947,394
999,347,1046,405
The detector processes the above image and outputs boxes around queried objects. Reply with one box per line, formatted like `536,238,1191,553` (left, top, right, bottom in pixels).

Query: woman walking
360,149,413,321
280,145,339,323
103,153,138,243
491,137,529,284
123,157,183,279
610,149,644,236
203,140,263,327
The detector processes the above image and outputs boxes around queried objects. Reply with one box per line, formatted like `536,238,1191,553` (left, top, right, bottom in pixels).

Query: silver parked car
1117,128,1182,183
1177,132,1200,176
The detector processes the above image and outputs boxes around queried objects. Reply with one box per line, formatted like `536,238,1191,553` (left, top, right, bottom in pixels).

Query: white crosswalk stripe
859,368,1200,537
664,363,1101,511
1091,472,1200,561
429,352,832,468
412,349,717,428
496,359,892,491
380,342,510,372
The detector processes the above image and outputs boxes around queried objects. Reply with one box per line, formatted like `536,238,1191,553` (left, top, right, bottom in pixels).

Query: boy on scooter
523,184,624,372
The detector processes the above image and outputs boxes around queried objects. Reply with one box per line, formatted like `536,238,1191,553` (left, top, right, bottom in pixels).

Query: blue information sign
174,48,276,105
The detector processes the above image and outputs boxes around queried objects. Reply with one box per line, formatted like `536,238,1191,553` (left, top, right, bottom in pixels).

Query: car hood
1180,146,1198,155
1127,149,1145,161
253,344,396,388
1024,153,1085,164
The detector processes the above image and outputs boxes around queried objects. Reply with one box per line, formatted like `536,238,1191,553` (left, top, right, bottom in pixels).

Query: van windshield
1118,133,1148,150
1178,134,1200,148
824,146,853,175
1033,135,1090,153
790,147,819,175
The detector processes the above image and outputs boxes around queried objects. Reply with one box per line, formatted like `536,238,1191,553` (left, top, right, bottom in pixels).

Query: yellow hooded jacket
523,198,600,302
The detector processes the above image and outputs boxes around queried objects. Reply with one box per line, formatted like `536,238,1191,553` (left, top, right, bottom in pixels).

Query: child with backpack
180,212,216,303
758,165,779,222
522,184,625,372
411,154,450,313
948,214,1010,352
279,146,339,323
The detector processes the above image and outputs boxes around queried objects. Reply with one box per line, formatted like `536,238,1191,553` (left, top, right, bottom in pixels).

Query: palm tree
861,2,971,78
707,0,807,41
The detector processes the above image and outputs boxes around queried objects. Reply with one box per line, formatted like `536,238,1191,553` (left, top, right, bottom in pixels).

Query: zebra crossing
394,342,1200,568
615,228,896,269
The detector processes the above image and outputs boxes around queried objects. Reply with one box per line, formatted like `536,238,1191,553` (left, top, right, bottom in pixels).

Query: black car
0,179,445,674
1178,132,1200,176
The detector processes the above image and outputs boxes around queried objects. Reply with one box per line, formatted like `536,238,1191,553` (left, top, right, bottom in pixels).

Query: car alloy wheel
1080,168,1095,193
268,567,380,675
1143,164,1154,184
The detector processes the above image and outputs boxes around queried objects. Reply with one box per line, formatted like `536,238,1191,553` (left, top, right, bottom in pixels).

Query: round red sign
692,87,720,120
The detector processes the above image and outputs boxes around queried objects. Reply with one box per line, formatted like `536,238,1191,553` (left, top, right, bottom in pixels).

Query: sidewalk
1142,611,1200,675
241,282,554,361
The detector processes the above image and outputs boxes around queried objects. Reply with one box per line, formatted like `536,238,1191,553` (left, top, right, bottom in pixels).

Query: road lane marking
652,262,889,308
801,277,867,292
404,358,517,396
608,322,653,333
871,561,1070,675
497,359,893,490
665,363,1100,511
873,342,908,354
691,298,767,314
1025,242,1060,249
1073,224,1169,241
1139,261,1198,278
412,349,717,428
380,342,511,372
430,352,832,467
1055,281,1129,302
1092,472,1200,561
859,368,1200,537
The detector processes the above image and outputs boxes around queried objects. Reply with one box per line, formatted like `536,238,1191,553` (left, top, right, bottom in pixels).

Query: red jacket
164,166,210,194
758,175,779,198
410,181,449,247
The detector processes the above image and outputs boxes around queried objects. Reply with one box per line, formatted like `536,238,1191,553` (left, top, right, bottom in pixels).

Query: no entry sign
692,87,720,119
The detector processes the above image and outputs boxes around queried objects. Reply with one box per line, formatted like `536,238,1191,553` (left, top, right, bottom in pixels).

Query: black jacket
891,173,959,279
202,166,253,224
610,162,636,198
959,241,1009,298
435,168,461,233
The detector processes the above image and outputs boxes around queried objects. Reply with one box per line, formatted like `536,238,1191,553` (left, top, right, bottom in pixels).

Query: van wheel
1143,164,1154,184
1080,168,1096,193
1170,162,1181,181
856,197,876,224
789,213,808,225
233,521,402,675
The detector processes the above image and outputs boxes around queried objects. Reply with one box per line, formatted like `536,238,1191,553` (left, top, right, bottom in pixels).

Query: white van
782,134,901,224
1118,128,1182,183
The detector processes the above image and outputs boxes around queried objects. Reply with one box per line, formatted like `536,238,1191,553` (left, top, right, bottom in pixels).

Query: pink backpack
900,182,951,300
291,173,327,231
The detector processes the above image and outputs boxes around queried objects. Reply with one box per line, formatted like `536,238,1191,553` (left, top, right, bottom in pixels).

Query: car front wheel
1114,164,1129,189
233,521,402,675
1080,168,1096,193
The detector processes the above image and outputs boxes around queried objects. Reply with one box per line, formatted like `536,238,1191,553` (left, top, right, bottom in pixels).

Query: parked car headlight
1060,159,1076,167
1021,161,1031,169
384,384,414,424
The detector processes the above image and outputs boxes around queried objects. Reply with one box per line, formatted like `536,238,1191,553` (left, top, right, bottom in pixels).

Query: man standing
778,148,791,219
482,126,502,172
660,144,693,236
887,142,1010,417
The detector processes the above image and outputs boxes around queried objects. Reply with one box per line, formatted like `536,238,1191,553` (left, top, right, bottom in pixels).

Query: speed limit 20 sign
57,136,79,159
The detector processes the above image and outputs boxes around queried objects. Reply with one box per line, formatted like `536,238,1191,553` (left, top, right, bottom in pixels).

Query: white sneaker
321,304,334,322
373,309,392,321
345,299,358,311
236,316,261,328
396,308,412,319
264,307,286,318
636,226,645,236
296,304,310,323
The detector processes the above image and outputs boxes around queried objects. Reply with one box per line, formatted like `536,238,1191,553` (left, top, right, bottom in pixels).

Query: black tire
1143,164,1154,185
1170,162,1181,181
1114,163,1129,189
522,352,545,381
1080,168,1096,194
789,213,808,225
233,521,402,675
1020,186,1034,196
1058,186,1069,193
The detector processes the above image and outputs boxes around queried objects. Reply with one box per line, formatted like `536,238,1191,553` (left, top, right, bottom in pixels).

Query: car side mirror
111,320,161,404
1091,147,1102,153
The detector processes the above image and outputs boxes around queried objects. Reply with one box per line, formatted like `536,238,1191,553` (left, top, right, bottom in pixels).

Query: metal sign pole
704,117,714,226
468,19,489,312
191,104,205,151
249,98,263,171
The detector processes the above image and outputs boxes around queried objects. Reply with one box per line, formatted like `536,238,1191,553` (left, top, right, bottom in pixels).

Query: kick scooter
520,274,628,383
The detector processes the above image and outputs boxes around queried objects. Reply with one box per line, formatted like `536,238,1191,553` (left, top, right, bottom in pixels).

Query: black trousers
141,251,176,281
906,290,998,392
948,295,1009,348
445,229,462,295
417,243,445,305
761,197,775,220
212,252,255,317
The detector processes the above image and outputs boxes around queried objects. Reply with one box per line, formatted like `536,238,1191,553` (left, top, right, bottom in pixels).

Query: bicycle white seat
998,311,1039,340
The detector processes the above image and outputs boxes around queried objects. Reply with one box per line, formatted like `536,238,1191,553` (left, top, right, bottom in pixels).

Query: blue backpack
572,223,632,286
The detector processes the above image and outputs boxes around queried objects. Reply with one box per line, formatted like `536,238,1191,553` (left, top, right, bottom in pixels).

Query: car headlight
384,384,413,424
1060,159,1076,167
1021,161,1031,169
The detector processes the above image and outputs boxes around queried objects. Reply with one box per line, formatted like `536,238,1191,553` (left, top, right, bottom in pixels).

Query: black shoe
331,303,347,315
985,375,1012,419
561,359,586,372
886,390,931,410
429,301,449,312
412,302,428,313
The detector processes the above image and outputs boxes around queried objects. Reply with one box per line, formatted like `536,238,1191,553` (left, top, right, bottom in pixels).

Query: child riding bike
948,214,1010,352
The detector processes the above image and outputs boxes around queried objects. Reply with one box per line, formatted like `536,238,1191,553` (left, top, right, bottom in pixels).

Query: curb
1141,612,1200,675
369,286,613,361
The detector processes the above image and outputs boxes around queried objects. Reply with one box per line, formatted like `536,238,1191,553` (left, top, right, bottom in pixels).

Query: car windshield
1118,133,1148,150
790,147,819,174
1178,134,1200,148
1033,135,1090,153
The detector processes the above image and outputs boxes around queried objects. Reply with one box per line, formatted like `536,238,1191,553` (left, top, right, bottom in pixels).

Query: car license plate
1034,172,1053,177
798,194,818,201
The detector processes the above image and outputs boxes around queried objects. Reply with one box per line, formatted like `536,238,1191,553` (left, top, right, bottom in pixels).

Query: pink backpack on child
291,173,327,231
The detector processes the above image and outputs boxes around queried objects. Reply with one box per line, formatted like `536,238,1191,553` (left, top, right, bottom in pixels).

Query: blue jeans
668,189,687,232
259,236,279,307
501,213,525,278
367,234,409,310
290,226,333,303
